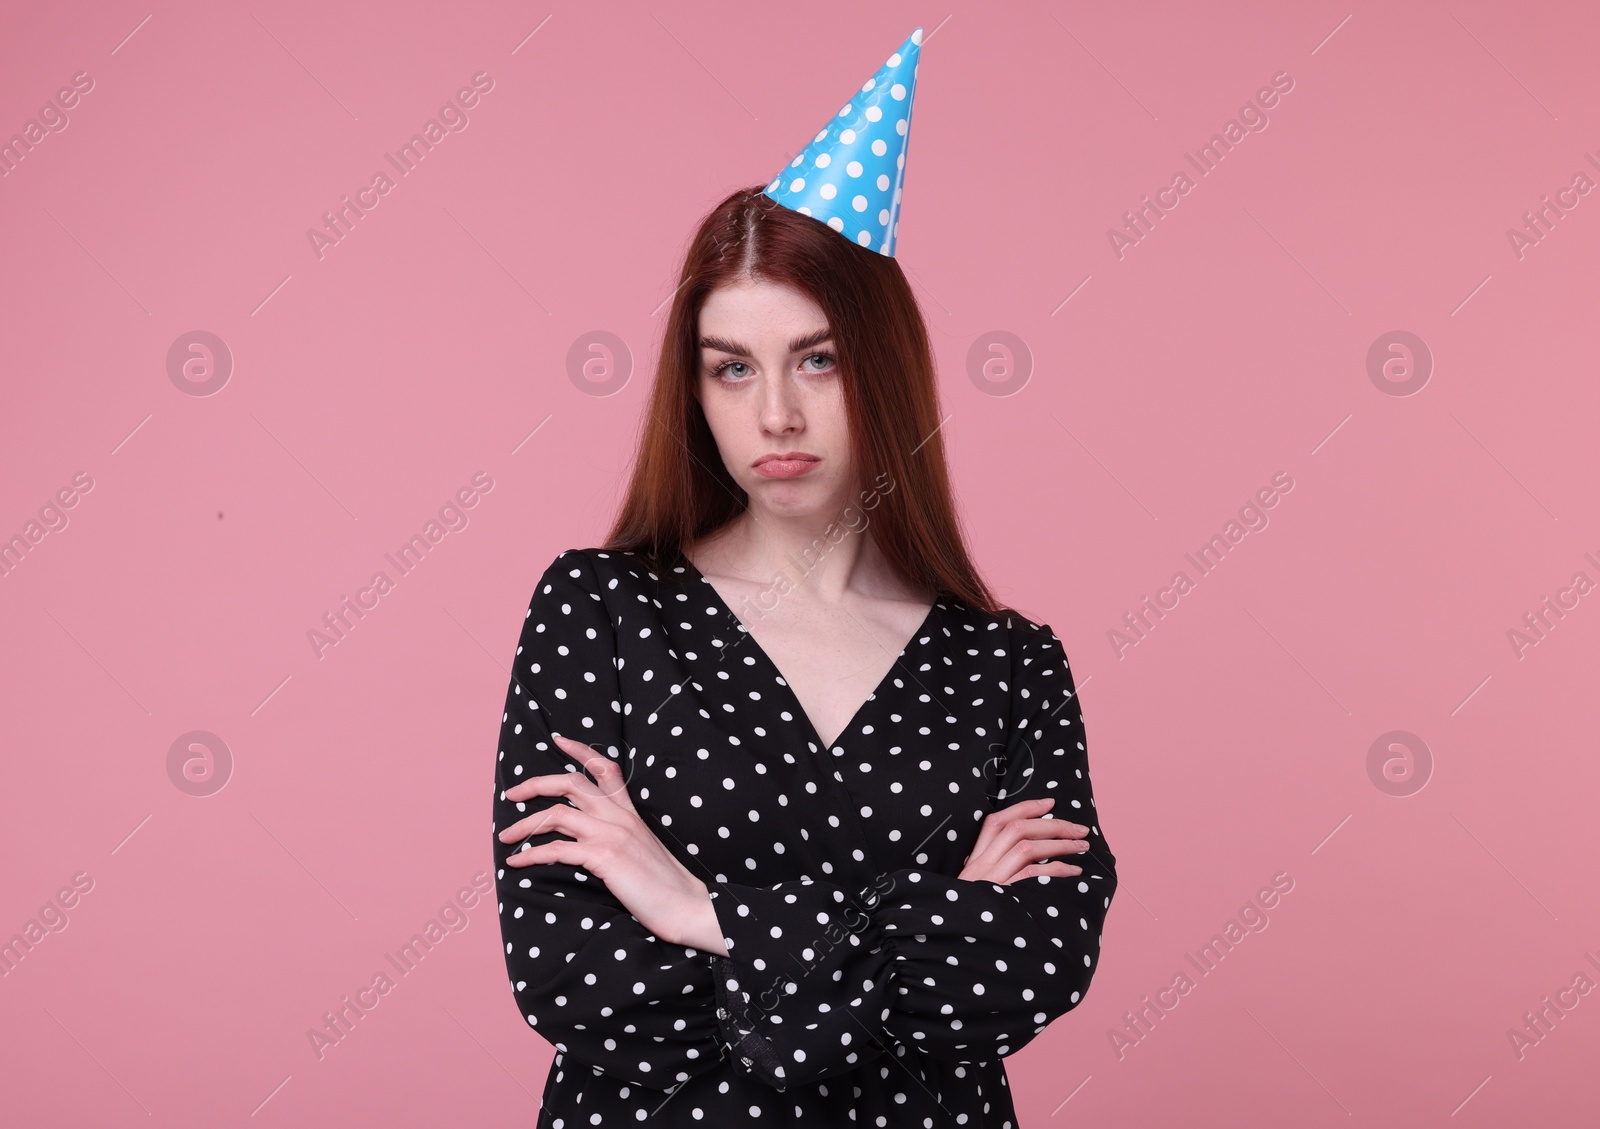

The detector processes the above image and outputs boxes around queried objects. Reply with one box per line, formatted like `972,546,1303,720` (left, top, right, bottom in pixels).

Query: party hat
763,27,923,256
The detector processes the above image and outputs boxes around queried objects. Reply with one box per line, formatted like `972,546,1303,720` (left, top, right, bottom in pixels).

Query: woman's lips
753,456,820,479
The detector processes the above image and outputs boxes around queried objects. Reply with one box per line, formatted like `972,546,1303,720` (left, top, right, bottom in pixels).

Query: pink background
2,1,1596,1124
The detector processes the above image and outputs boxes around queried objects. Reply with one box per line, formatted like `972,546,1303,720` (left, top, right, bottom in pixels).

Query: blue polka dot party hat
763,26,922,257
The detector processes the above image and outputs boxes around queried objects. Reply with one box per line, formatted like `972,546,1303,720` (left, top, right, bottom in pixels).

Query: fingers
959,847,1085,886
551,733,637,810
965,800,1091,878
1009,818,1091,842
504,837,587,870
988,798,1092,837
502,771,602,806
996,797,1056,819
969,799,1063,862
996,835,1088,878
501,737,635,812
1002,860,1083,884
497,797,606,848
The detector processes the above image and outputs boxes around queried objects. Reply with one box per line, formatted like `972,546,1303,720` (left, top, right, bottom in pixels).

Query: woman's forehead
699,278,826,331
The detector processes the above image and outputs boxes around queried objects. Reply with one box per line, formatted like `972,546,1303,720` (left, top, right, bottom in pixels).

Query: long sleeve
704,615,1117,1090
491,550,727,1090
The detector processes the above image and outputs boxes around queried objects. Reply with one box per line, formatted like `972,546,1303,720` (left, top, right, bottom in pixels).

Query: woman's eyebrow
697,327,834,356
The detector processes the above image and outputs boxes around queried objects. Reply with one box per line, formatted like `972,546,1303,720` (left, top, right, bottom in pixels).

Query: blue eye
707,353,837,381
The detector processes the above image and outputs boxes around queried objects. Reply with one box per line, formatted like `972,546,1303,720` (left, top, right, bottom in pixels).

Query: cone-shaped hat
763,27,923,256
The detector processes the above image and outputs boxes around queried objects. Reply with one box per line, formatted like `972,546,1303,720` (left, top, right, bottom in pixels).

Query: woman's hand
958,797,1091,885
497,733,717,950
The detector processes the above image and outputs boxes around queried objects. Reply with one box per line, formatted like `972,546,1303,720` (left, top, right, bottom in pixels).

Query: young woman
489,185,1117,1126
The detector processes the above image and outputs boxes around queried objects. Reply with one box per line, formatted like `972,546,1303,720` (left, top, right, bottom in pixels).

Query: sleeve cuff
704,874,900,1089
707,875,890,1014
709,954,792,1088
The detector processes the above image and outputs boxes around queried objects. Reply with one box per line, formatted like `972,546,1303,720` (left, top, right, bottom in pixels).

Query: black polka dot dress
492,547,1117,1127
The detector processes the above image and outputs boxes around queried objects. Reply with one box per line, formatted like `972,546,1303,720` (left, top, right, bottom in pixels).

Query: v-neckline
679,554,940,750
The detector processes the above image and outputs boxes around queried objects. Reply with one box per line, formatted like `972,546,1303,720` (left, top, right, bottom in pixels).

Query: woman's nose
759,371,803,431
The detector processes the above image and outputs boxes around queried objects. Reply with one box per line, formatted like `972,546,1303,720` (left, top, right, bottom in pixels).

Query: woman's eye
710,354,833,380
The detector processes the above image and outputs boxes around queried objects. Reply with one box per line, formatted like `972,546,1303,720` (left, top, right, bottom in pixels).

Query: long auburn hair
603,186,1007,616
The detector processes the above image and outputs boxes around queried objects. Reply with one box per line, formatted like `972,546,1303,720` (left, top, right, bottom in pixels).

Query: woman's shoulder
944,592,1053,640
989,602,1073,677
535,546,687,595
927,596,1066,685
524,548,675,639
